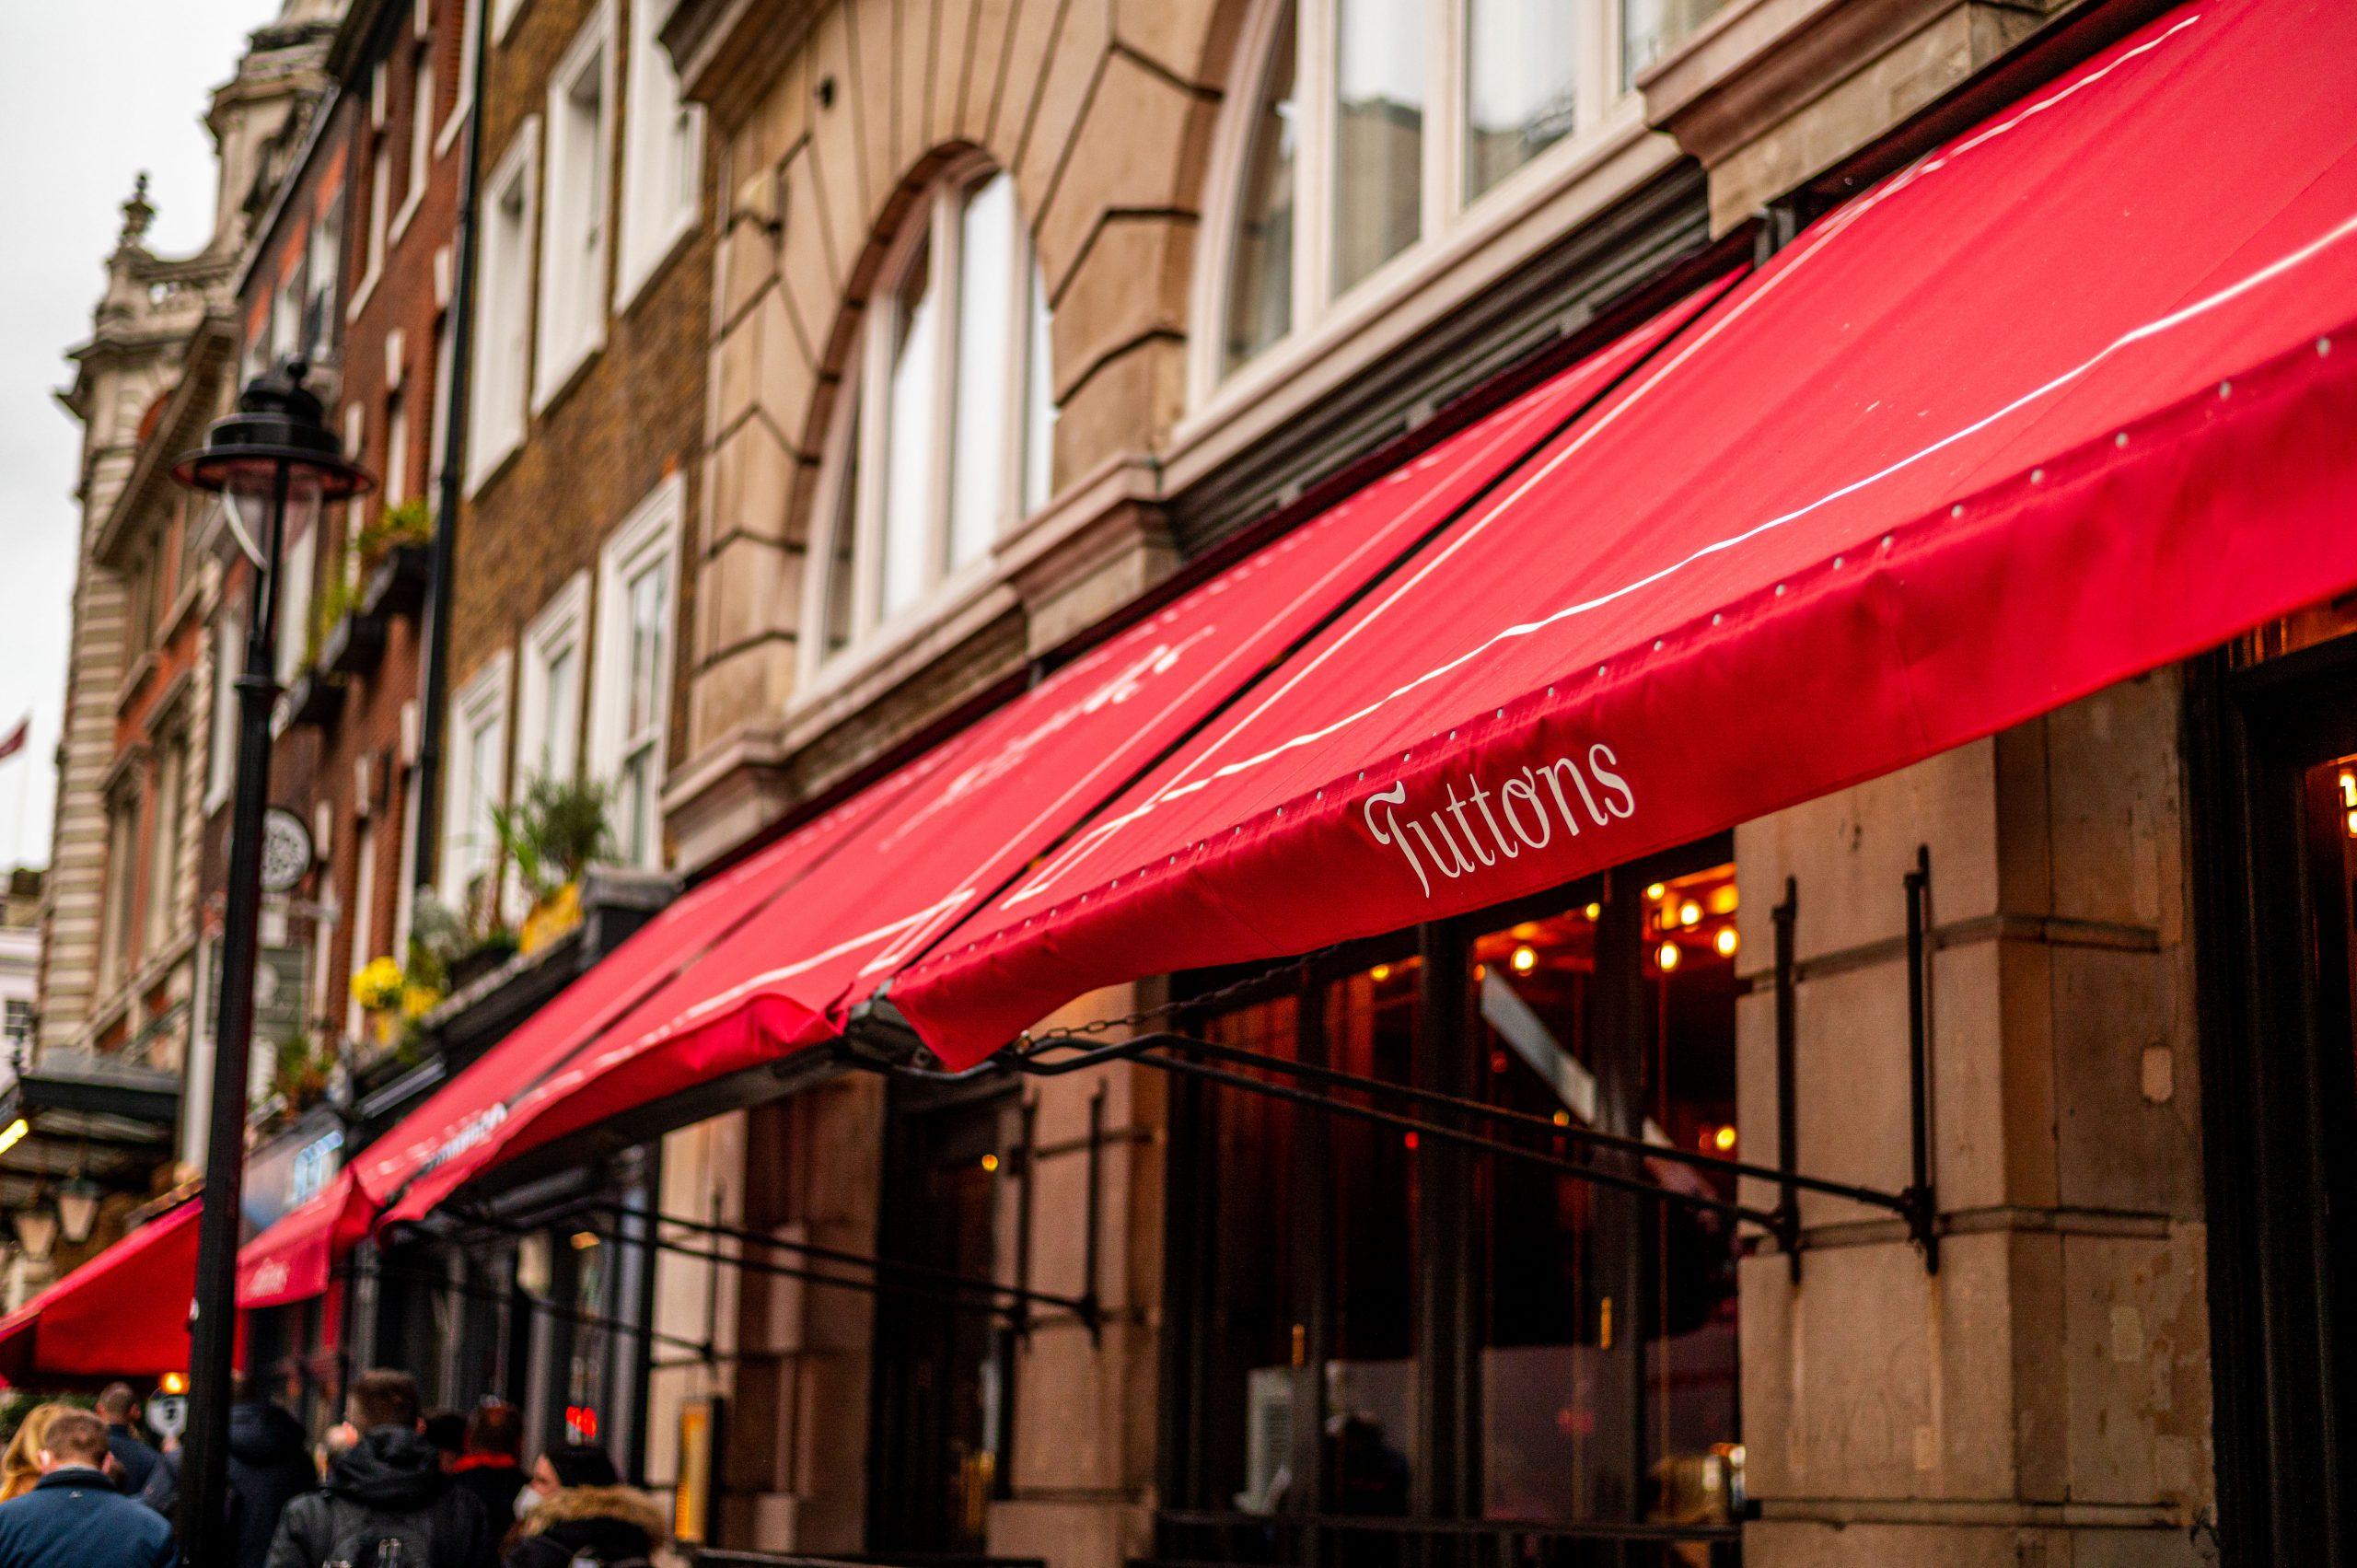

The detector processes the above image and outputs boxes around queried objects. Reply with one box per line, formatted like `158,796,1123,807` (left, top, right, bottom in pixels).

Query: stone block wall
1732,668,2212,1564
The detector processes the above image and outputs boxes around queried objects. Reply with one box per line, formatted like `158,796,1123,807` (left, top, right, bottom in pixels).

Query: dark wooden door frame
2188,639,2357,1568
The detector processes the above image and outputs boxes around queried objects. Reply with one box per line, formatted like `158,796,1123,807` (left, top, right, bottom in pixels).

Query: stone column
1733,668,2212,1564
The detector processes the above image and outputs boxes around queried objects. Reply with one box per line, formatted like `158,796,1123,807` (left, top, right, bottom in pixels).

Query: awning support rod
566,1197,1099,1324
1904,844,1942,1274
1772,877,1803,1283
1010,1031,1780,1227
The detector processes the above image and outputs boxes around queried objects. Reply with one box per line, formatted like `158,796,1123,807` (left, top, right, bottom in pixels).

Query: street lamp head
173,356,374,565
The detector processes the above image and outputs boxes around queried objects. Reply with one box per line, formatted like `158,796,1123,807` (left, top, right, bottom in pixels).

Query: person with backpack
226,1376,320,1568
503,1446,664,1568
264,1370,496,1568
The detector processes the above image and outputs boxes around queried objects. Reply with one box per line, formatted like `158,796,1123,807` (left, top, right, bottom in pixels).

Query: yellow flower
350,956,406,1012
400,981,443,1020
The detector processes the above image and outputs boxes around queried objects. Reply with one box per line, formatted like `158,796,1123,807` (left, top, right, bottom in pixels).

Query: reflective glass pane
1222,7,1297,373
1024,265,1055,514
1621,0,1730,87
1333,0,1423,294
883,239,939,615
541,645,578,780
951,172,1017,568
822,400,860,658
1466,0,1579,199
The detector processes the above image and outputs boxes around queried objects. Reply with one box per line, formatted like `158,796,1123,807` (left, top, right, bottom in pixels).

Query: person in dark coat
504,1446,662,1568
226,1380,319,1568
447,1401,527,1527
95,1384,162,1500
0,1407,178,1568
265,1369,496,1568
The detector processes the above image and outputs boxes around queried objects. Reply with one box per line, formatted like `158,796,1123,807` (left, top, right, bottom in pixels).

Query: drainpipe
412,0,493,894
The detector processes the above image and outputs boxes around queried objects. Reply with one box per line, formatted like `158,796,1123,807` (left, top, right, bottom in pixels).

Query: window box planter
361,542,431,620
278,667,345,729
321,604,389,677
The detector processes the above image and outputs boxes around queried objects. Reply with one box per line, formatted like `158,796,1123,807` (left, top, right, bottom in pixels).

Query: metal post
1904,845,1939,1274
1771,877,1801,1283
176,470,287,1563
1080,1085,1104,1340
1010,1099,1037,1342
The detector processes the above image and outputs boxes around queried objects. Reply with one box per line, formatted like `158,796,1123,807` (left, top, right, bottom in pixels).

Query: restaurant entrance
2193,625,2357,1567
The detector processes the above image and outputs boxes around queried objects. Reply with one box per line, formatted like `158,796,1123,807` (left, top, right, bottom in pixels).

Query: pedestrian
264,1369,496,1568
226,1375,317,1568
0,1406,177,1568
94,1386,161,1499
503,1446,663,1568
447,1402,526,1527
422,1411,466,1469
0,1404,67,1503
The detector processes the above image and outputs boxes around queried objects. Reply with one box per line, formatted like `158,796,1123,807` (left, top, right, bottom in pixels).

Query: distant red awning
889,0,2357,1064
236,1168,371,1309
0,1200,199,1382
359,279,1733,1229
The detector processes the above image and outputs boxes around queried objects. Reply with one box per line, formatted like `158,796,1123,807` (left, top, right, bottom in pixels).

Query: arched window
809,161,1056,666
1208,0,1709,387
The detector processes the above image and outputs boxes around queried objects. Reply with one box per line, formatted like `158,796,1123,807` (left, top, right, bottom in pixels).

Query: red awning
363,282,1733,1228
889,0,2357,1065
0,1200,199,1382
236,1167,371,1308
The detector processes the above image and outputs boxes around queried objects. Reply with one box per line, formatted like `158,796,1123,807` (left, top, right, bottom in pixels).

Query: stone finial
117,172,155,250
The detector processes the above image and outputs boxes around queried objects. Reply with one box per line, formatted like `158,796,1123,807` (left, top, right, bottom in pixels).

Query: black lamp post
171,358,371,1563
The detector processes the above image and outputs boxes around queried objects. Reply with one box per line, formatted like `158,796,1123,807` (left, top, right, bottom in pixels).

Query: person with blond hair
1,1404,69,1503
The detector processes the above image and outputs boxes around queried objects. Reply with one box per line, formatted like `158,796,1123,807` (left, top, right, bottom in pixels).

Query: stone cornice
662,0,824,130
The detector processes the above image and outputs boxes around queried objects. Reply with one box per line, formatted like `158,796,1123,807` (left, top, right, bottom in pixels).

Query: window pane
1222,7,1297,373
882,239,939,616
625,560,667,737
1320,962,1420,1516
1024,265,1055,513
822,400,859,658
950,173,1016,568
540,645,578,780
1466,0,1579,199
1333,0,1423,294
1639,865,1741,1525
1621,0,1730,87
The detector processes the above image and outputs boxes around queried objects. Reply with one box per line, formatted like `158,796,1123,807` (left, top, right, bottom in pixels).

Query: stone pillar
1732,669,2212,1563
989,984,1165,1568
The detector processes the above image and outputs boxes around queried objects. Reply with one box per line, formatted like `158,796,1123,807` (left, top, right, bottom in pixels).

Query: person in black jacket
95,1384,162,1499
226,1379,319,1568
265,1370,495,1568
504,1458,664,1568
447,1401,527,1527
0,1408,178,1568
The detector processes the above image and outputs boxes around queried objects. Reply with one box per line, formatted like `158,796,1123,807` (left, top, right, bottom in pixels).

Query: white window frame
305,195,343,359
441,651,514,915
274,518,319,690
615,0,703,311
491,0,531,44
1189,0,1624,410
469,120,540,489
516,572,589,790
798,158,1052,683
394,39,435,242
345,814,377,1040
385,393,412,507
534,2,617,412
587,474,682,871
144,732,185,956
356,138,393,314
205,605,243,812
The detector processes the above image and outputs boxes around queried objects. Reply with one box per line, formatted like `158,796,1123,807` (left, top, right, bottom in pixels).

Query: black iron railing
1140,1509,1739,1568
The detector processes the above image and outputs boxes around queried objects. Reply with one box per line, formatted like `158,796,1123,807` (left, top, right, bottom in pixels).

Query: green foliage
0,1390,96,1444
355,498,433,570
271,1026,332,1109
492,775,614,901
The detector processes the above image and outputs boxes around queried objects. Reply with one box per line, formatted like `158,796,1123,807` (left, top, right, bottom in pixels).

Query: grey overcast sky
0,0,284,870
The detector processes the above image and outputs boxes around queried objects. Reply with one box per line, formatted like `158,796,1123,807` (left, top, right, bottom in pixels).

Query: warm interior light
1510,945,1538,973
1644,882,1666,900
159,1372,187,1396
569,1230,600,1250
1708,885,1739,915
1472,963,1486,981
0,1120,27,1157
2340,771,2356,808
1583,902,1601,922
2347,807,2357,841
1678,900,1701,927
1369,963,1391,982
1655,941,1681,972
1715,927,1739,958
1551,1110,1572,1128
981,1153,1001,1173
1712,1124,1738,1153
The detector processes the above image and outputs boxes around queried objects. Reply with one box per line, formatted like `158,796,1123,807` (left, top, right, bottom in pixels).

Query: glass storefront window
1620,0,1732,87
1170,849,1740,1553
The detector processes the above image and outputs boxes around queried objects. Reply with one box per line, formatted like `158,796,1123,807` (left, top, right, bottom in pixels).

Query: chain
1017,947,1339,1047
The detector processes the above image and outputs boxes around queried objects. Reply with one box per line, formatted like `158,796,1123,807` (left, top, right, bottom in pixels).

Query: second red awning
888,0,2357,1064
0,1199,199,1382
